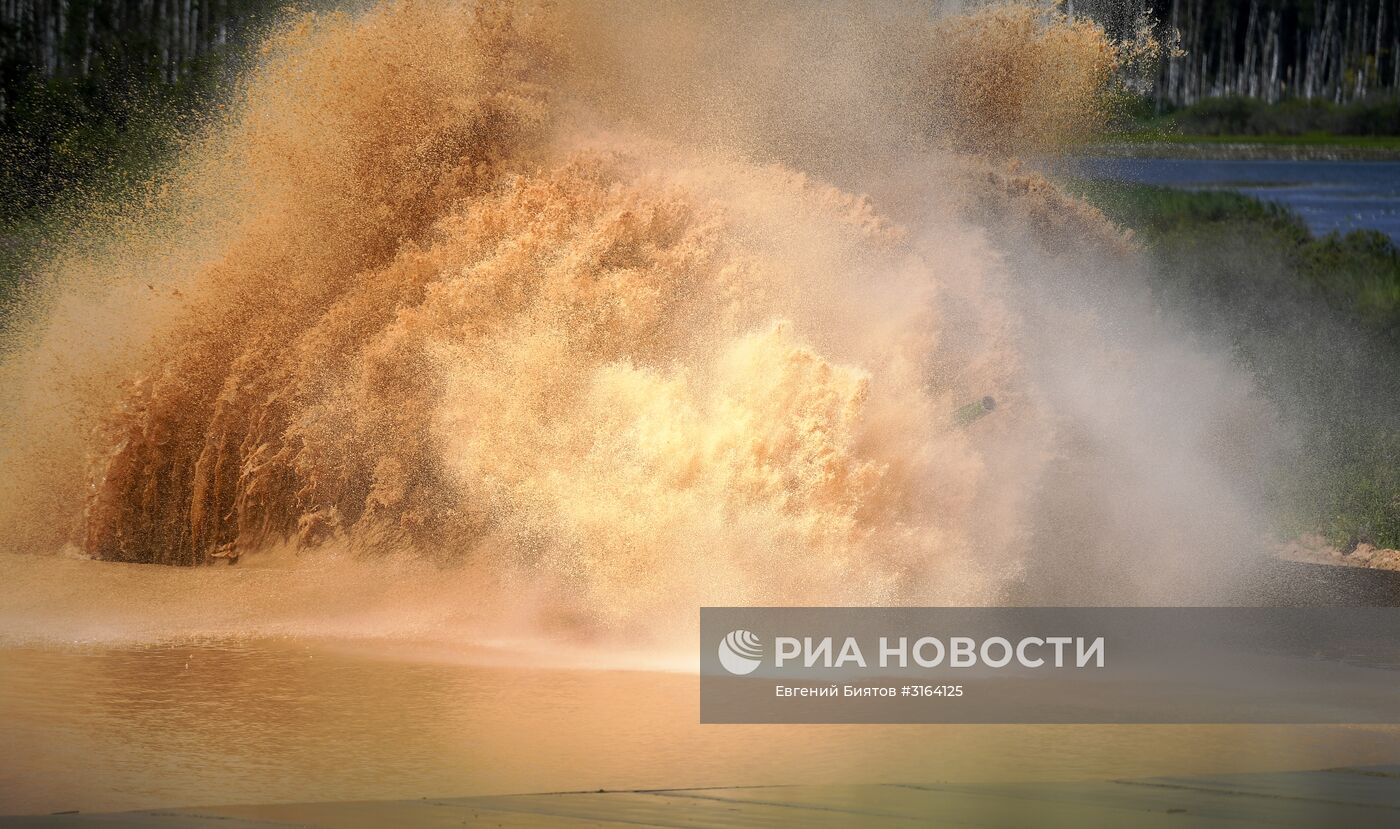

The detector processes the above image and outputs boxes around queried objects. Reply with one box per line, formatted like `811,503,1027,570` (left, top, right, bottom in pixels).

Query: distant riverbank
1084,136,1400,161
1051,157,1400,243
1063,178,1399,552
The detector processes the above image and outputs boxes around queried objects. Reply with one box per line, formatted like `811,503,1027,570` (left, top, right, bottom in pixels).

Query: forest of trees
5,2,1400,109
2,0,272,94
1076,0,1399,106
0,0,287,215
2,0,1398,216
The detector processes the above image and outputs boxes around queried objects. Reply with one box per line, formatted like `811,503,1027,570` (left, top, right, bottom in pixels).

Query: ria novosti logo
718,629,764,675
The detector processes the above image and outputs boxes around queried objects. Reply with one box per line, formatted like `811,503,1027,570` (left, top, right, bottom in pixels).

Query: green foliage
1302,230,1400,322
0,215,43,320
1175,95,1400,137
1174,96,1265,135
1313,427,1400,551
1077,179,1400,549
1095,184,1308,236
1121,93,1400,139
0,69,217,327
0,54,229,225
0,0,295,226
0,3,289,324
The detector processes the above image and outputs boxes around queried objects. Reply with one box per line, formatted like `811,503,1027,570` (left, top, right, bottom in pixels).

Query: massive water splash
0,1,1276,631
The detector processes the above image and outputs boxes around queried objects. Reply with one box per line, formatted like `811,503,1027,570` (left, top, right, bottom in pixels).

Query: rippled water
1066,158,1400,242
5,639,1400,816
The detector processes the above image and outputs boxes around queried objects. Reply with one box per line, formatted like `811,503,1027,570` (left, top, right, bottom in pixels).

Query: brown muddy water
5,2,1398,817
4,554,1400,816
5,627,1400,814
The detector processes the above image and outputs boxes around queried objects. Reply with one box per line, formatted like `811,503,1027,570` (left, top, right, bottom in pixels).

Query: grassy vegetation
0,0,300,226
0,86,186,320
1168,95,1398,136
1074,180,1400,549
1115,132,1400,151
0,57,245,228
0,34,259,321
0,217,44,317
1105,94,1400,154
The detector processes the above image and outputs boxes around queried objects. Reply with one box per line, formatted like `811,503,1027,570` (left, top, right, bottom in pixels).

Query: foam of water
0,1,1279,638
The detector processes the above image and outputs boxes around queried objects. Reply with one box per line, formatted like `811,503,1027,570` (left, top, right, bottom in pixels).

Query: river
1064,157,1400,243
6,635,1400,815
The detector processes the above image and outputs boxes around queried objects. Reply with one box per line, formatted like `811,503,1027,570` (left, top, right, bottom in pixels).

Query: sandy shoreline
1279,534,1400,572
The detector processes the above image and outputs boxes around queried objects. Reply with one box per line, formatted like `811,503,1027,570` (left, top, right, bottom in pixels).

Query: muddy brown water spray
0,1,1279,632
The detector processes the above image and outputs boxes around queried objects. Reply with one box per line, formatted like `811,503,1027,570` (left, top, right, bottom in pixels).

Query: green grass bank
1074,180,1400,550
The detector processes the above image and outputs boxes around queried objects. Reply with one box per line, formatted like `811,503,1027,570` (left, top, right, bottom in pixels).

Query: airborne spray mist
0,0,1280,639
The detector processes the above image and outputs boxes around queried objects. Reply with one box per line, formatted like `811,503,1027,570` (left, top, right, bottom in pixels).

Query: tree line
1,0,281,113
1,0,295,215
1074,0,1398,106
5,1,1398,112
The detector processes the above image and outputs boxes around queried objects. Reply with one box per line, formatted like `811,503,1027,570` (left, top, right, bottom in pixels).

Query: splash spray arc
0,1,1273,623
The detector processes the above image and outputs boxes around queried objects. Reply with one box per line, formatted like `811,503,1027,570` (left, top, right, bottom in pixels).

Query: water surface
5,638,1400,816
1065,158,1400,242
